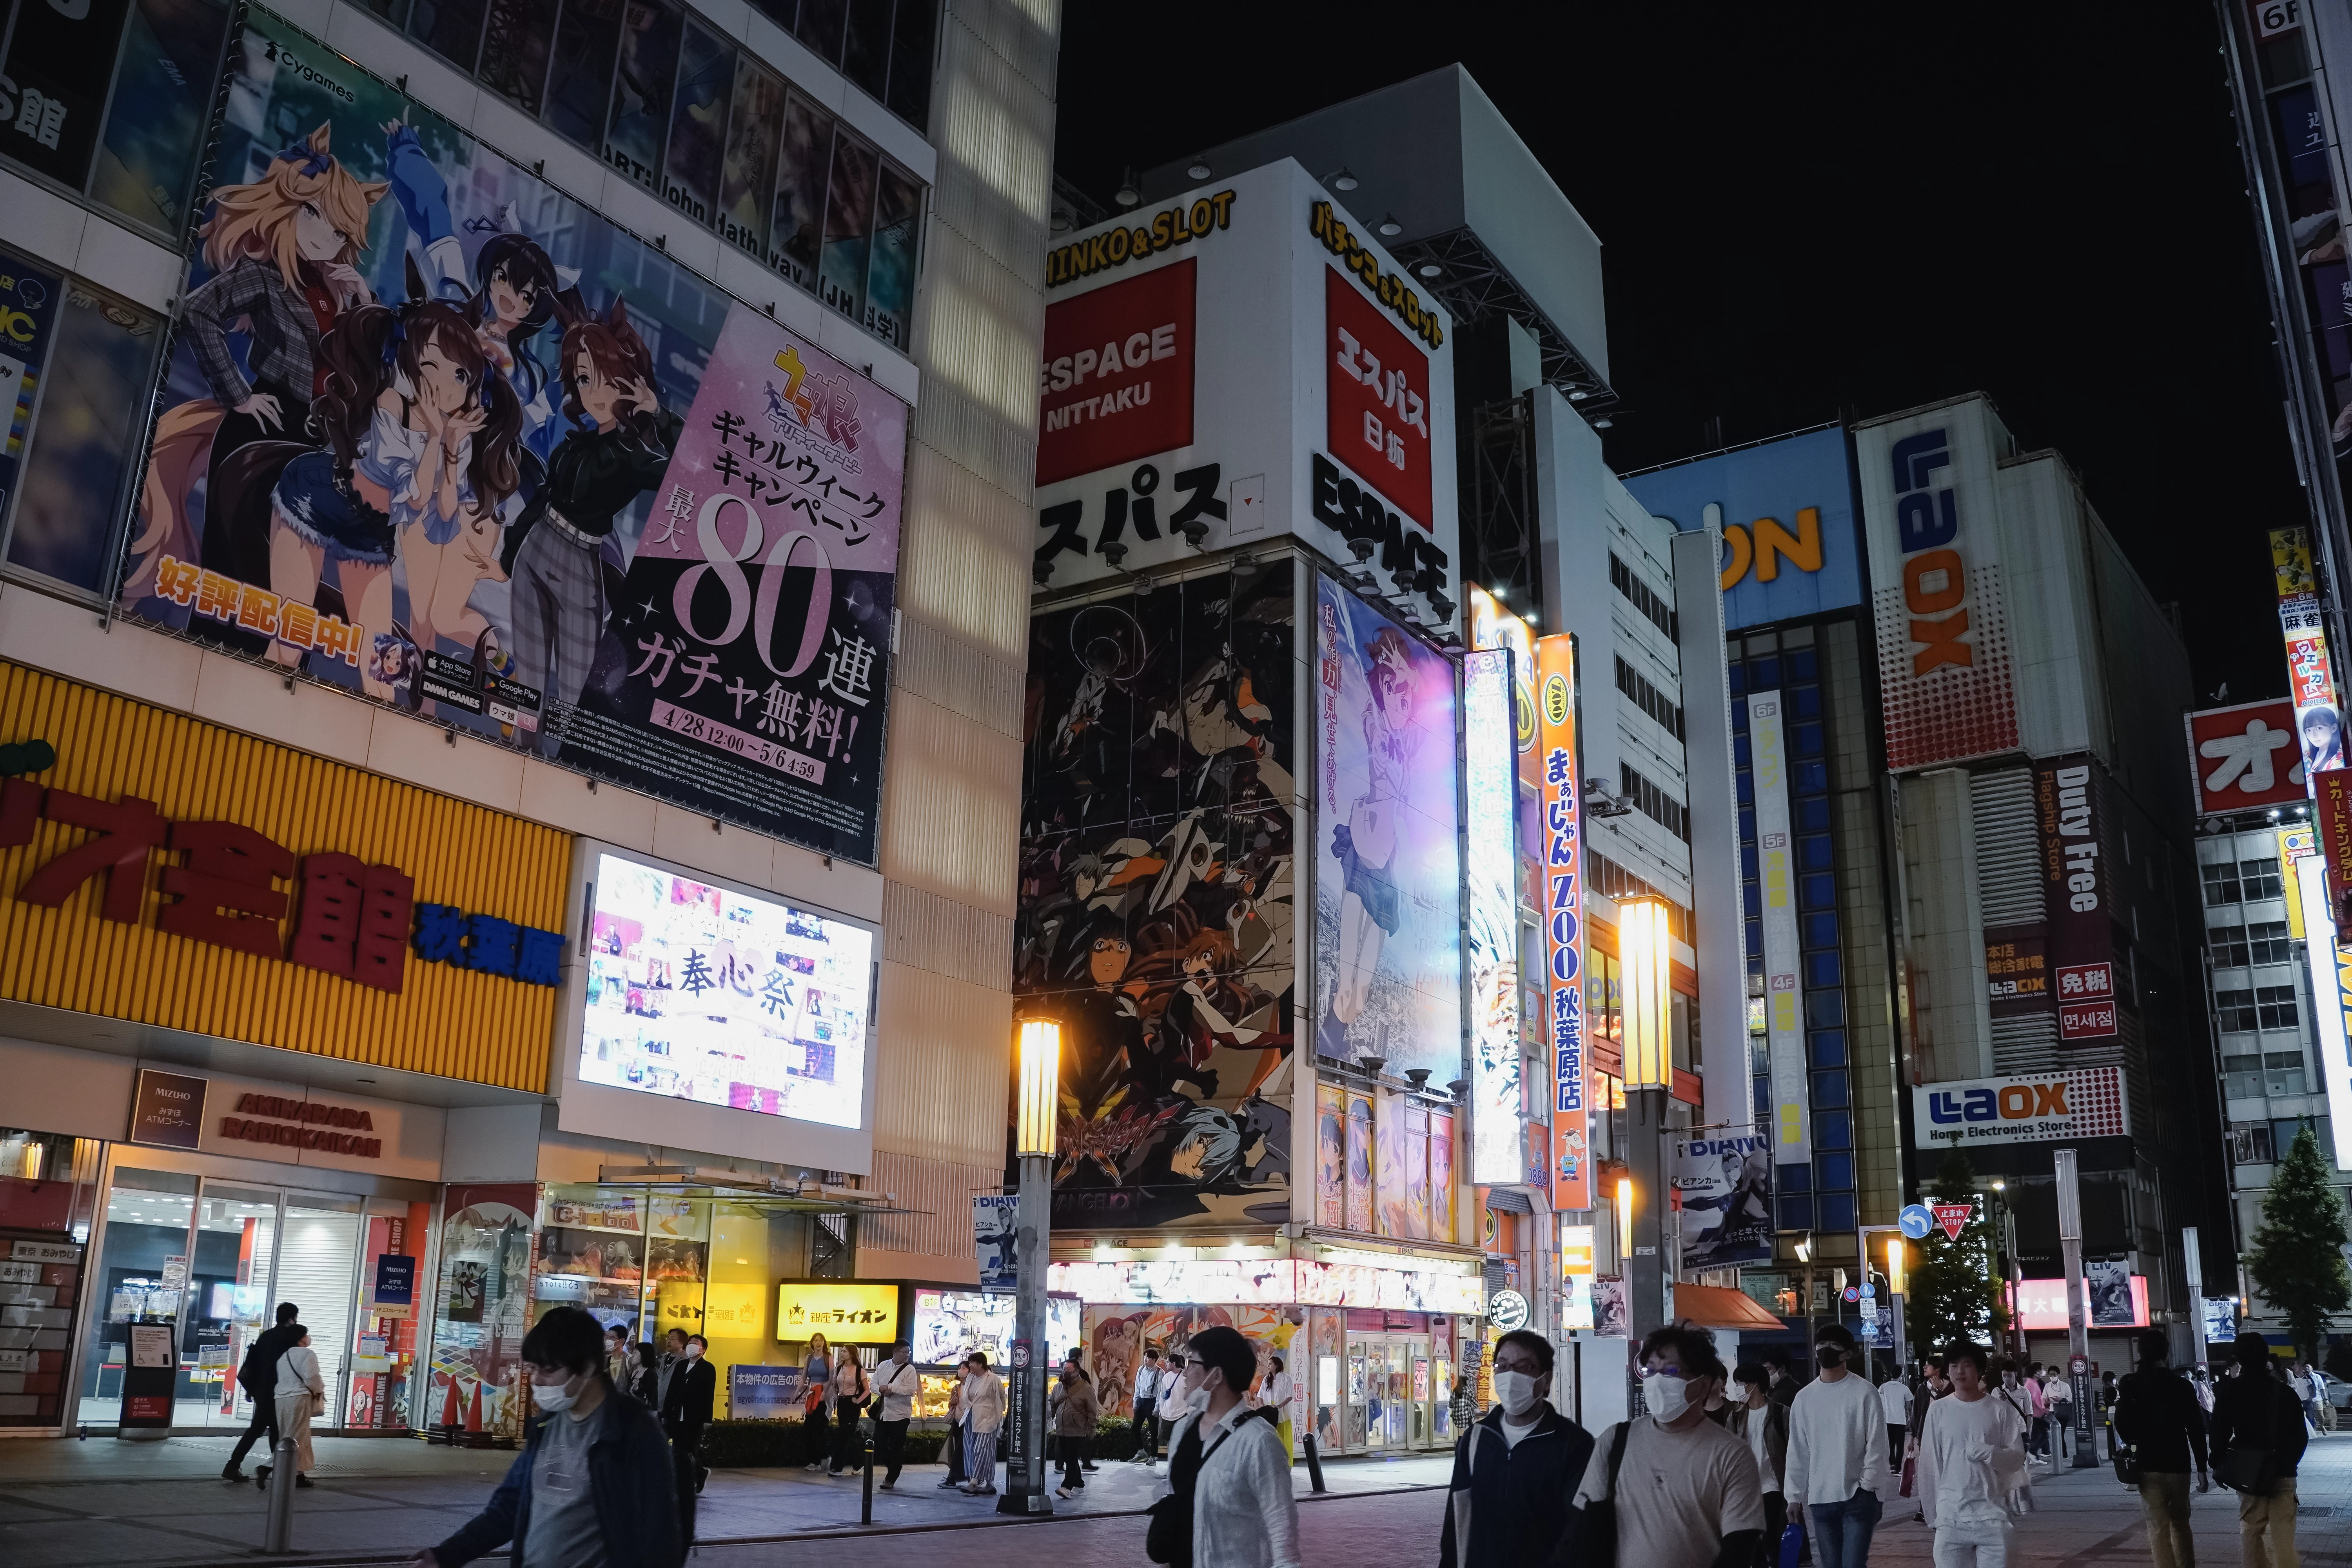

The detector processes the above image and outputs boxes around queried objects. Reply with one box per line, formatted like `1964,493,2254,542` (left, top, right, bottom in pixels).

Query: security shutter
1971,768,2042,926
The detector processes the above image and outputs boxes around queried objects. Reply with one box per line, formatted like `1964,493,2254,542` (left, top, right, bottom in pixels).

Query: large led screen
1310,573,1462,1078
579,852,873,1127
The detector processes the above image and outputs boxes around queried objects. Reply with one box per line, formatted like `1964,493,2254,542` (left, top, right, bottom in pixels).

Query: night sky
1052,2,2296,707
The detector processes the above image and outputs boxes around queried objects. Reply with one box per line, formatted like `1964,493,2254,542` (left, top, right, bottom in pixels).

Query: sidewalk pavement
0,1432,1452,1566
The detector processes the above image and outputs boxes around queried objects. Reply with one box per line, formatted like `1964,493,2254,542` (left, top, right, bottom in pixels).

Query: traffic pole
262,1436,296,1552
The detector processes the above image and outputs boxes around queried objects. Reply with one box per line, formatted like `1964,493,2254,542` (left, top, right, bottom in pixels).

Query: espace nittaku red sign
1036,259,1196,486
1325,267,1433,528
2185,699,2305,812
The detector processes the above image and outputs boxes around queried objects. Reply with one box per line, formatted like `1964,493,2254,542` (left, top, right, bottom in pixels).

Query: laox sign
1927,1080,2073,1124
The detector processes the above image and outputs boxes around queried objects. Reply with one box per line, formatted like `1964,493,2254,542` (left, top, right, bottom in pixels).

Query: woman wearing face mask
1438,1329,1593,1568
411,1305,682,1568
1153,1327,1300,1568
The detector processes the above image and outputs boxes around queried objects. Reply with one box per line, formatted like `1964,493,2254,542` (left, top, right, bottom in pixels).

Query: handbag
1579,1420,1635,1568
2112,1442,2142,1487
2216,1445,2269,1492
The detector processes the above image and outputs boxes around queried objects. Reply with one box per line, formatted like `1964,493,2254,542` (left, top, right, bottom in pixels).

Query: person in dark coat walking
2112,1329,2210,1568
412,1305,682,1568
2210,1333,2308,1568
660,1332,717,1542
223,1302,302,1480
1438,1329,1594,1568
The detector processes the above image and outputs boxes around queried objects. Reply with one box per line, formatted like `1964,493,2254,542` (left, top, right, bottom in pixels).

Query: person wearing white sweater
256,1328,326,1489
1916,1343,2027,1568
1783,1325,1887,1568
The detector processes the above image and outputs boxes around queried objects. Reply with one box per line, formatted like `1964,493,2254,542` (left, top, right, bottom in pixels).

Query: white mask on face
685,1344,703,1360
1494,1370,1541,1418
1648,1373,1693,1423
1185,1384,1212,1414
534,1372,583,1414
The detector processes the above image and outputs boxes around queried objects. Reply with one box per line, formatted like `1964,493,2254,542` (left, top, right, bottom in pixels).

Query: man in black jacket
2113,1329,2209,1568
2211,1333,2309,1568
413,1305,682,1568
660,1332,718,1541
222,1302,301,1481
1438,1329,1594,1568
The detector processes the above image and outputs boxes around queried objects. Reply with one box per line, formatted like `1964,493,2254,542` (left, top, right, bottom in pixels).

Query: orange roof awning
1672,1283,1785,1330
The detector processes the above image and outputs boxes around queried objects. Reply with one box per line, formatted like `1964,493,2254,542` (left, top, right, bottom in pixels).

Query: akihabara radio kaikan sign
1855,407,2018,771
1033,160,1459,632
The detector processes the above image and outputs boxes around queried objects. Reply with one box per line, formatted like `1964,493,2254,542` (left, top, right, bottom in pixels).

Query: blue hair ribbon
272,142,333,177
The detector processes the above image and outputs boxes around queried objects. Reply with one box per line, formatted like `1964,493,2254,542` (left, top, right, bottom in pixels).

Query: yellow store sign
777,1282,898,1343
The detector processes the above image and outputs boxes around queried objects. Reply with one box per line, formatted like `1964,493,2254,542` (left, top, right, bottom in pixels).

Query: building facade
0,0,1058,1433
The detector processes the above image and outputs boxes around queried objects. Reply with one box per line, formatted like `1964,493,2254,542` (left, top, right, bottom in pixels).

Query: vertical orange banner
1537,635,1589,1210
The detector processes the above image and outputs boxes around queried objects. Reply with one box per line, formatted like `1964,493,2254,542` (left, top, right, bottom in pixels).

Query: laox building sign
1033,161,1459,630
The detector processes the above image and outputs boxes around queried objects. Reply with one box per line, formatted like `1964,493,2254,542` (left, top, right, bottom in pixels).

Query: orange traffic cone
465,1379,484,1434
440,1375,461,1428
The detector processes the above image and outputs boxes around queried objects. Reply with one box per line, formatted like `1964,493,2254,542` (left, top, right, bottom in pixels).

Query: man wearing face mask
659,1333,715,1541
1156,1327,1300,1568
1785,1324,1886,1568
1574,1325,1764,1568
414,1305,682,1568
1438,1329,1593,1568
1915,1343,2026,1568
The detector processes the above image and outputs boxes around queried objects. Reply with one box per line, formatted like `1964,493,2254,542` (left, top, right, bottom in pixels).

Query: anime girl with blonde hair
125,124,388,602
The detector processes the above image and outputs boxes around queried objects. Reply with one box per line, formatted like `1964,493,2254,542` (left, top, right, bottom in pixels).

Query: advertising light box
1034,160,1459,632
777,1281,899,1343
1621,426,1862,632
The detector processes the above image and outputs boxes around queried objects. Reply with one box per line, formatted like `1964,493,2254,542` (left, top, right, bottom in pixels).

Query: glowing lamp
1016,1018,1062,1157
1619,897,1673,1089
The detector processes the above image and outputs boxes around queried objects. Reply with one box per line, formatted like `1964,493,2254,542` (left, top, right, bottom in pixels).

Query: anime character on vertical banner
117,4,904,864
1590,1276,1628,1339
1673,1133,1775,1269
1310,573,1462,1075
1016,562,1296,1230
1082,1303,1300,1416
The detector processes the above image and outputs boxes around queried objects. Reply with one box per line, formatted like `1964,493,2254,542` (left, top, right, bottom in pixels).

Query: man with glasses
1575,1326,1765,1567
1439,1328,1592,1568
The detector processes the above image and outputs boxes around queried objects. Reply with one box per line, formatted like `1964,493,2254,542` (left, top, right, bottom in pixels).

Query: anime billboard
117,6,905,864
1017,561,1296,1231
1310,573,1462,1079
1673,1132,1774,1269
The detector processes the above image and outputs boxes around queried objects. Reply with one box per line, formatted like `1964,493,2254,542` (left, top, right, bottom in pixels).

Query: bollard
262,1435,297,1553
1301,1429,1325,1494
861,1430,875,1525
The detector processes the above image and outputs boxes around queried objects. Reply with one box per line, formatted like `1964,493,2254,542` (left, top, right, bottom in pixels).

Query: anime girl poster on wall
1017,560,1297,1232
1309,573,1461,1078
117,4,905,864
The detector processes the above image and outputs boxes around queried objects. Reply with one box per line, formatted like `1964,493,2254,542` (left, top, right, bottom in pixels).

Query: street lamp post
1620,899,1673,1340
1003,1018,1060,1515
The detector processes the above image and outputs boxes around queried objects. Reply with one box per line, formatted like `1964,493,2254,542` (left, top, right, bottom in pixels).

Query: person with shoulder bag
1053,1357,1100,1499
223,1301,302,1481
2112,1329,2210,1568
960,1353,1005,1496
256,1325,327,1490
800,1332,833,1472
828,1352,869,1476
1438,1328,1592,1568
1147,1329,1299,1568
1574,1325,1764,1568
2210,1334,2308,1568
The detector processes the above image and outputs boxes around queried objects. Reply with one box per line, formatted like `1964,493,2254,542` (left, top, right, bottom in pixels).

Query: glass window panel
1751,657,1779,690
1811,1070,1848,1110
2239,859,2283,900
1733,733,1752,768
770,91,834,291
1794,760,1828,795
1810,1030,1846,1068
1791,684,1822,718
662,19,734,225
818,128,878,321
1745,918,1762,958
1743,882,1761,918
409,0,491,74
841,0,891,98
1817,1192,1855,1232
1777,1162,1811,1194
1806,989,1844,1029
7,282,162,594
81,1174,195,1426
185,1185,278,1430
884,0,933,128
1740,845,1759,881
748,0,797,23
796,0,848,62
1792,721,1824,757
89,0,231,236
1739,807,1757,844
1797,796,1831,832
2248,921,2292,964
2203,862,2241,904
863,158,918,350
1800,873,1837,910
717,53,786,258
546,0,625,147
1778,1196,1814,1231
1806,950,1842,989
604,0,682,194
1816,1152,1853,1192
1804,912,1839,950
0,0,135,191
478,0,560,116
1788,648,1818,681
1813,1111,1851,1150
2210,924,2250,967
1800,834,1834,871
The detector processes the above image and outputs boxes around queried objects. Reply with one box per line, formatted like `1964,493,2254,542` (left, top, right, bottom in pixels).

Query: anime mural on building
1018,561,1296,1232
117,5,905,864
1082,1302,1300,1419
1310,573,1462,1078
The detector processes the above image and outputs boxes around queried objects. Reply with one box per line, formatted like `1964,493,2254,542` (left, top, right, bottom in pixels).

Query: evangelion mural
1017,561,1297,1230
118,6,905,864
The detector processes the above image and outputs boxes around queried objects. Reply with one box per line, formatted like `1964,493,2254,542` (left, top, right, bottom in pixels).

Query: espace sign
1856,404,2019,771
1032,160,1458,629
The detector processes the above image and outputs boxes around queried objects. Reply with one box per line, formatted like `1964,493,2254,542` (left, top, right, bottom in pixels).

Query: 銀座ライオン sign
0,662,570,1092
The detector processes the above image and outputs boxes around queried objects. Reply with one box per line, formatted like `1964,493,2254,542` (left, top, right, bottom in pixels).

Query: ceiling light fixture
1377,212,1402,237
1416,262,1442,279
1331,167,1359,191
1113,167,1140,208
1187,155,1212,181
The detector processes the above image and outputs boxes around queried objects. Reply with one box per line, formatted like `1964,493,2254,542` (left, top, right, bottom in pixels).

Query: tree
1907,1149,2010,1357
2244,1121,2352,1363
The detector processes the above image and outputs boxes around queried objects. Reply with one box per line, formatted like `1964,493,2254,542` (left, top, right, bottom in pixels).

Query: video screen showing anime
1309,573,1463,1078
118,5,906,865
1017,560,1297,1232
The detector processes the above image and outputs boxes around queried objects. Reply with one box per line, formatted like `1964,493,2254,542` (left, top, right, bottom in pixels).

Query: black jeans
1758,1491,1788,1568
227,1398,279,1468
831,1397,863,1470
1131,1397,1158,1459
1061,1444,1085,1490
668,1422,704,1543
878,1417,909,1483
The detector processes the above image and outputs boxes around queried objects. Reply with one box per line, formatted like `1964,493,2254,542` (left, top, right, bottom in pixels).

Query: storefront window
0,1130,96,1428
79,1167,196,1426
428,1184,535,1444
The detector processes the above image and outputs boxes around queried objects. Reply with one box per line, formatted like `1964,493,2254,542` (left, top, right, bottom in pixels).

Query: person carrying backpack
222,1301,302,1481
1438,1329,1592,1568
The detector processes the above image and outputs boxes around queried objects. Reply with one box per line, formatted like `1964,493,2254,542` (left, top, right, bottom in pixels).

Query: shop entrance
77,1166,369,1432
1346,1334,1434,1452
